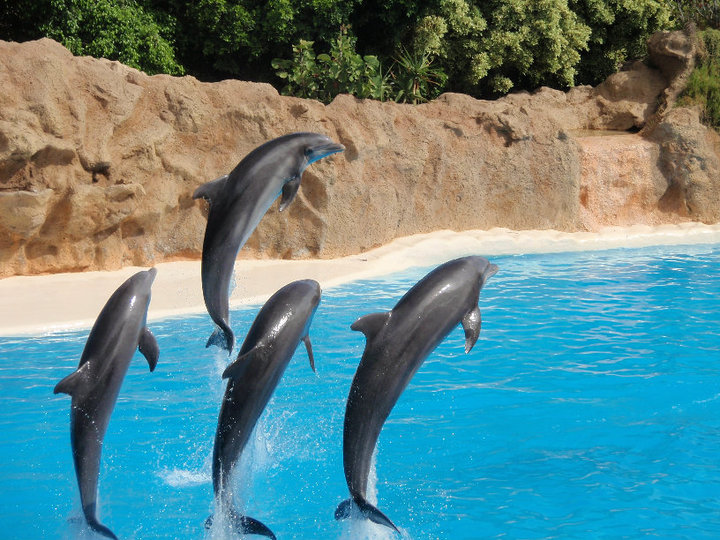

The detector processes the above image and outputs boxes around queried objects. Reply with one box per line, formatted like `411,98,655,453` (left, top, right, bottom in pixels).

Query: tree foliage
678,29,720,128
271,28,444,103
671,0,720,29
0,0,677,98
409,0,591,95
570,0,673,86
167,0,361,81
2,0,184,75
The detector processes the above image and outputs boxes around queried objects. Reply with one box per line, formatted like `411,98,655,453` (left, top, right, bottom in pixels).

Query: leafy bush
351,0,670,95
40,0,184,75
571,0,673,86
0,0,679,98
168,0,361,81
272,28,445,103
671,0,720,29
392,47,448,103
678,29,720,128
272,28,393,102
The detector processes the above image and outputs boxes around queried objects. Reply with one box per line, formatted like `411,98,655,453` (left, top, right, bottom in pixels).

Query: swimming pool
2,243,720,539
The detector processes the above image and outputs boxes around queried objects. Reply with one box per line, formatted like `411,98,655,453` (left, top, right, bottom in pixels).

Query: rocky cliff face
1,32,718,277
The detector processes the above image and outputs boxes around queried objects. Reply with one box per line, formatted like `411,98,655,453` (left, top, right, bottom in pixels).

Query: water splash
62,498,115,540
338,452,411,540
159,467,210,488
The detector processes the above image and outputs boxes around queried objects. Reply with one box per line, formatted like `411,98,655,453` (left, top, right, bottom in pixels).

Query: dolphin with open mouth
335,256,498,533
193,133,344,354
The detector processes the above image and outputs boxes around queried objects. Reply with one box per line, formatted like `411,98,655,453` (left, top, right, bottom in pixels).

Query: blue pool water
2,244,720,539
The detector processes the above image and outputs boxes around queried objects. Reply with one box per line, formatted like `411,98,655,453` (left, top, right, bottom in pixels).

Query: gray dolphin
335,256,498,532
53,268,159,540
193,133,343,354
206,279,322,539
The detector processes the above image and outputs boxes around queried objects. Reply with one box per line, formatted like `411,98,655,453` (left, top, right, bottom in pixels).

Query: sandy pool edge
2,223,719,336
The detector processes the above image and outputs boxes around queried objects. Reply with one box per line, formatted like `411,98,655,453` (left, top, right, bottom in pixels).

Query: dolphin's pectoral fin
483,262,500,282
222,345,265,380
138,327,159,372
334,497,400,534
279,176,301,212
302,335,316,373
462,306,482,353
53,362,91,396
192,174,229,203
351,311,390,342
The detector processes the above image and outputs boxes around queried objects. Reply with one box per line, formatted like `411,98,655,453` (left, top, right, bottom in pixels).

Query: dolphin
335,256,498,532
54,268,160,540
206,279,322,539
193,133,344,354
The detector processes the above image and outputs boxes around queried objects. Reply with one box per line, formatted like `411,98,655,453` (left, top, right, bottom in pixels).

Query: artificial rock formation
0,31,718,277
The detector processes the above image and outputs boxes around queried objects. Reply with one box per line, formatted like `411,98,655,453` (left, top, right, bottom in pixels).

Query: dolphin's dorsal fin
462,306,481,353
53,362,91,396
351,312,390,342
302,335,316,373
222,345,266,380
279,176,301,212
192,174,229,204
138,327,159,372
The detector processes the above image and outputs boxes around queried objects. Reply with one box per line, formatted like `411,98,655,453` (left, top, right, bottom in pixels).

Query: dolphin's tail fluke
334,496,400,533
85,516,118,540
205,512,276,539
206,323,234,354
81,503,118,540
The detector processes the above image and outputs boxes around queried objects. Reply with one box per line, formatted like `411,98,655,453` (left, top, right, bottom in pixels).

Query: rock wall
1,32,718,277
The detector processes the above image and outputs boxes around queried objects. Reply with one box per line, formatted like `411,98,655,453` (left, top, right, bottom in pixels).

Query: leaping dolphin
206,279,322,539
193,133,344,354
54,268,160,540
335,256,498,532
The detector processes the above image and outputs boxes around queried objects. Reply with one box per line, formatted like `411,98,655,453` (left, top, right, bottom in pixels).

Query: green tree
39,0,184,75
412,0,489,93
570,0,673,86
409,0,591,95
167,0,360,81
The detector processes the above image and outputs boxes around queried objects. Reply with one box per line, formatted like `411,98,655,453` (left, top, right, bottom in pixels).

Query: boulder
0,35,717,277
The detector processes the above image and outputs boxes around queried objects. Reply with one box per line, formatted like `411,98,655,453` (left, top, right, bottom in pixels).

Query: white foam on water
62,497,117,540
338,451,411,540
204,509,235,540
158,467,210,488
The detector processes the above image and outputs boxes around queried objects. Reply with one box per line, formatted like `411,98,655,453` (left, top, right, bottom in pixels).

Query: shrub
671,0,720,29
272,27,444,103
568,0,673,86
272,27,393,102
40,0,184,75
678,28,720,129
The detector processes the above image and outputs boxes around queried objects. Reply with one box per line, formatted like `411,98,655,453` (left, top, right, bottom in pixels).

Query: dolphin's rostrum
335,256,498,532
54,268,160,540
207,279,322,539
193,133,344,354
